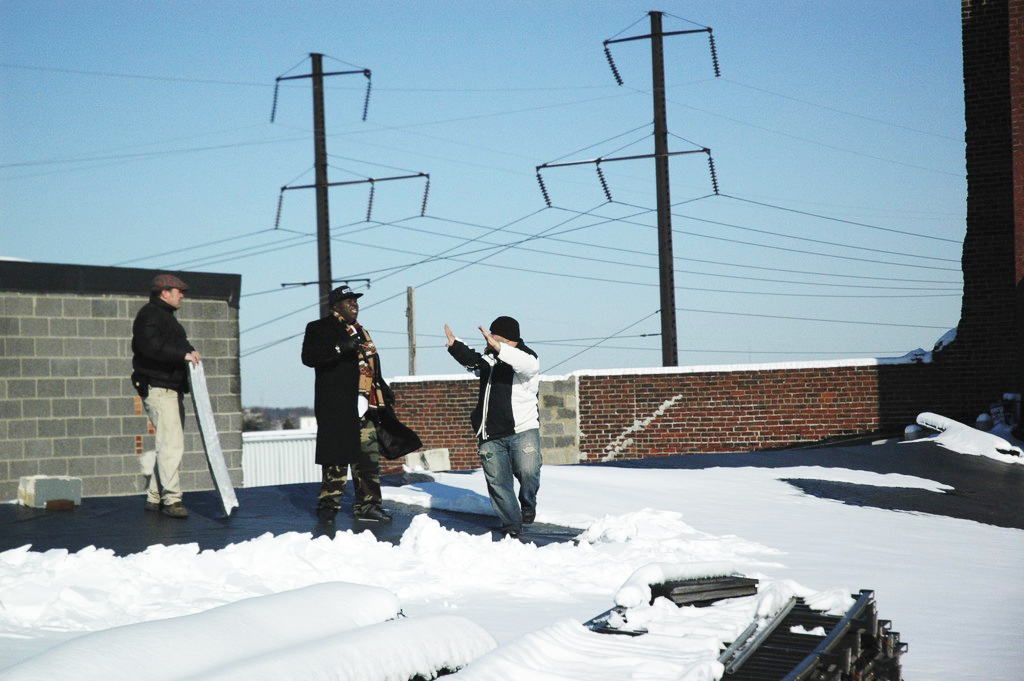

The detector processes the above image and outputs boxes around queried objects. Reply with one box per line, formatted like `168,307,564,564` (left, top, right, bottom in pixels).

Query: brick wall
388,375,479,471
955,0,1024,408
0,262,242,501
386,374,582,473
389,359,960,467
577,367,879,461
1011,0,1024,400
581,362,966,462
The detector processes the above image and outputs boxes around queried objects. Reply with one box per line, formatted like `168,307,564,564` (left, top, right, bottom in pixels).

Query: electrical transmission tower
270,53,430,318
537,12,721,367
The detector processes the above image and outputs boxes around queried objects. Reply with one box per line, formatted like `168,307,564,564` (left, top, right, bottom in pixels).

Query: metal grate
723,590,906,681
584,577,906,681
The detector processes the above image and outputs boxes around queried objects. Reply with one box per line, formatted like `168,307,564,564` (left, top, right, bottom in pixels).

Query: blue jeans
478,428,541,533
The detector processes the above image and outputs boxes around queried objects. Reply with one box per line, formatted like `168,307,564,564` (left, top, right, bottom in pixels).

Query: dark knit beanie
489,316,521,342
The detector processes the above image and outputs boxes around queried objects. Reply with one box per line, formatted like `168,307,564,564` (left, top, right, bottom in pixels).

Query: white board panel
188,362,239,516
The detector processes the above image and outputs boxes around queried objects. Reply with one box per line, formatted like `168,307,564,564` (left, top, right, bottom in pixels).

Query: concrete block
18,475,83,508
541,449,581,465
405,448,451,472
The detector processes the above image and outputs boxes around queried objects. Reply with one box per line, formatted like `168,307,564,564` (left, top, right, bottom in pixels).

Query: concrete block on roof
405,448,451,472
18,475,82,508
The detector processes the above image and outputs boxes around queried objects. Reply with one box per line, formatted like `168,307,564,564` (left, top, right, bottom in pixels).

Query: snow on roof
1,582,403,680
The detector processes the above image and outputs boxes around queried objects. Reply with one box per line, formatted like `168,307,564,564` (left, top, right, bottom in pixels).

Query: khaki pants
143,387,185,505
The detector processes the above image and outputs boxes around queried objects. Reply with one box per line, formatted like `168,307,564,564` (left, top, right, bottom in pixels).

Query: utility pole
537,12,719,366
272,53,373,317
311,54,332,318
406,286,416,375
272,55,432,328
649,11,677,367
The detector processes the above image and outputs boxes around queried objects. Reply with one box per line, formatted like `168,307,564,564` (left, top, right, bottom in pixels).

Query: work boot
316,505,338,524
522,508,536,525
144,500,161,513
495,528,522,542
161,503,189,519
355,506,392,523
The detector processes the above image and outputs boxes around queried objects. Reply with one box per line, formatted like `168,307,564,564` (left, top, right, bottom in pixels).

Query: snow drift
0,582,493,681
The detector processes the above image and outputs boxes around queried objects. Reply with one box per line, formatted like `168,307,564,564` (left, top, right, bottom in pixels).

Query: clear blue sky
1,1,966,407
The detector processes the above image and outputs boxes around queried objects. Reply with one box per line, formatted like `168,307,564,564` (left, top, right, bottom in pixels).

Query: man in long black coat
301,285,406,524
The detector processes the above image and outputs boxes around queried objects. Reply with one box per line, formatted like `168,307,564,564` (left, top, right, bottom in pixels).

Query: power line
1,123,273,171
368,326,918,357
0,134,307,171
263,207,952,363
182,204,958,333
595,202,960,272
0,62,272,87
423,211,960,285
384,215,959,292
240,331,305,358
125,200,959,360
548,123,652,164
540,197,959,269
240,206,558,338
0,61,624,94
239,202,613,350
164,233,316,271
333,91,639,137
110,227,279,266
658,202,960,263
542,202,960,274
656,90,964,178
719,78,962,142
331,233,956,298
130,198,957,355
546,310,662,373
676,307,949,330
673,224,960,272
717,194,961,244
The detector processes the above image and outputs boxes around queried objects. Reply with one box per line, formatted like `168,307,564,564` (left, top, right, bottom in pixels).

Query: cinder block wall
0,262,242,501
538,376,580,464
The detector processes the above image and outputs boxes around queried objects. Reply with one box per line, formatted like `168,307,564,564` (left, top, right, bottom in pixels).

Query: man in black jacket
302,285,397,524
131,273,201,519
445,316,541,539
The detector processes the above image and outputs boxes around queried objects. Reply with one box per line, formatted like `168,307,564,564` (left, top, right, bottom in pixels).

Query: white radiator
241,430,320,487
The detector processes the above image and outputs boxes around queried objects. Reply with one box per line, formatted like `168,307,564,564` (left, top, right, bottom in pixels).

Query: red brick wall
956,0,1023,411
577,367,880,461
1011,0,1024,401
1012,0,1024,289
388,360,959,469
385,376,479,473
